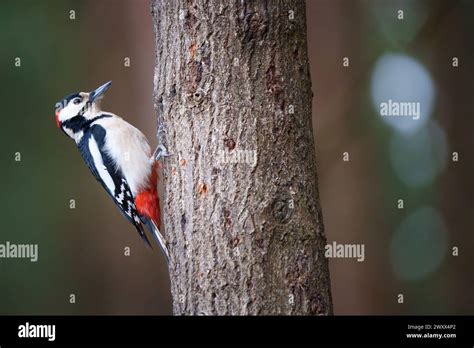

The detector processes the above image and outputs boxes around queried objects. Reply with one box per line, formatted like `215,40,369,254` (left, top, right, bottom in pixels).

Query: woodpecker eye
73,98,82,105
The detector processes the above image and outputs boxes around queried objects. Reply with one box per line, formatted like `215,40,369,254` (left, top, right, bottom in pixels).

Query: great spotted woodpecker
55,81,170,262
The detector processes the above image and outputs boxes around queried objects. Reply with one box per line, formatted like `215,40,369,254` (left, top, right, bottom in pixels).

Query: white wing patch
88,135,115,194
92,114,152,196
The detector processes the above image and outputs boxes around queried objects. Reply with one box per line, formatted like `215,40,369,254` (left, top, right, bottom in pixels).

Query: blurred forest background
0,0,472,315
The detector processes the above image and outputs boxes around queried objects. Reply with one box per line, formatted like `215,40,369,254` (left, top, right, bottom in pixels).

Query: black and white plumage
55,81,169,262
77,121,149,245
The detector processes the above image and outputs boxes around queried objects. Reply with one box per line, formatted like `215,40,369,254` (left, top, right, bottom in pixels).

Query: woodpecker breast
92,114,152,196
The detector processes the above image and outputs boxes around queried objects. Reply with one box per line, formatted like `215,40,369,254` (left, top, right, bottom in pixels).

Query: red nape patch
55,111,61,128
135,190,161,227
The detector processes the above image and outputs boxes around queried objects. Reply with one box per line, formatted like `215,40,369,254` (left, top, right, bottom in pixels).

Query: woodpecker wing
77,124,151,246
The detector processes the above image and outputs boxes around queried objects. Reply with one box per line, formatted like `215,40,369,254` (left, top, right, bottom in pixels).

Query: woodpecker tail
145,219,170,263
137,223,153,249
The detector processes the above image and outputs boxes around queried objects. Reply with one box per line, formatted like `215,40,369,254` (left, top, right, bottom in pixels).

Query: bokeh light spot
389,120,448,187
371,53,435,134
391,207,448,281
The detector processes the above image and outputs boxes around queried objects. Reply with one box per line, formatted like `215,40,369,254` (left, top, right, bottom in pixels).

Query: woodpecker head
55,81,112,139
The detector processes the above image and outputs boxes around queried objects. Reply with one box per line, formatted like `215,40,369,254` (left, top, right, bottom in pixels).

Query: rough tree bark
151,0,332,315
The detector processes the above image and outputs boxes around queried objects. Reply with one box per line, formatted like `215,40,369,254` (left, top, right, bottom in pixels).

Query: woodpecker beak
89,81,112,103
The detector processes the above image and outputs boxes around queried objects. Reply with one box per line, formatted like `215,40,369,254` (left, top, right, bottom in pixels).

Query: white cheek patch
58,107,73,123
88,135,115,195
58,103,84,123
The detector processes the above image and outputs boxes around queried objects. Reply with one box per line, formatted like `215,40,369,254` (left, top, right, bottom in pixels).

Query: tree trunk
151,0,332,315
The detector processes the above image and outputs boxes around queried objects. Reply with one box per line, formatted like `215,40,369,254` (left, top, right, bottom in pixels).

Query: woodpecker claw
156,123,167,139
154,144,171,161
153,123,172,162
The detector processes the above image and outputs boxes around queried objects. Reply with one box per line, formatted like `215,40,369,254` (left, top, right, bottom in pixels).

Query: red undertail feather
135,162,161,227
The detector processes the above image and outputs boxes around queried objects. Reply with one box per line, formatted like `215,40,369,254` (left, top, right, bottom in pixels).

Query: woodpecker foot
153,123,172,162
153,144,171,162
